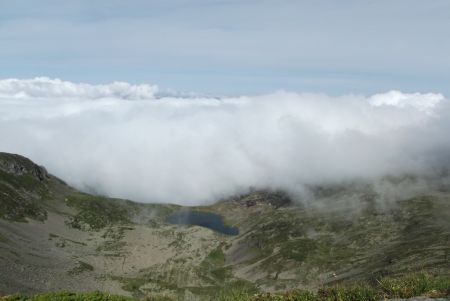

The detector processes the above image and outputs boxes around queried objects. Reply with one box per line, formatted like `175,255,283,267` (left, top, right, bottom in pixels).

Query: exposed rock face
0,152,49,181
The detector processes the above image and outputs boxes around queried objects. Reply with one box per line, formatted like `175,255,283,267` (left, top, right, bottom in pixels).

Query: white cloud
0,78,449,205
0,77,158,100
368,90,444,113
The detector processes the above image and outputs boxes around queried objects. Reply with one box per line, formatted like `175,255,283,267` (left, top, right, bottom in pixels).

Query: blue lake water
167,211,239,235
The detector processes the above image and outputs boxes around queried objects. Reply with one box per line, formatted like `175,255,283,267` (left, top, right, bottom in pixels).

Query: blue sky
1,0,449,96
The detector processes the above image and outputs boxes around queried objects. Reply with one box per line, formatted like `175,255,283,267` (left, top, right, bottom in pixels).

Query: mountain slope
0,152,449,300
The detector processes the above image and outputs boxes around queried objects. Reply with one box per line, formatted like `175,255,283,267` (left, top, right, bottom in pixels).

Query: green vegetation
96,226,130,255
110,244,257,300
50,233,87,248
96,239,127,253
65,193,135,230
206,247,226,265
235,195,450,289
0,153,43,173
112,275,151,293
1,153,449,299
2,274,448,301
67,261,94,276
0,180,47,222
213,273,449,300
377,273,450,298
0,291,136,301
111,274,180,298
0,153,50,222
0,233,9,243
0,170,44,192
279,238,318,262
200,246,230,284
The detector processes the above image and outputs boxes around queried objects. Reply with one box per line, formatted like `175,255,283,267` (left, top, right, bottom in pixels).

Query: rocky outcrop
0,152,49,181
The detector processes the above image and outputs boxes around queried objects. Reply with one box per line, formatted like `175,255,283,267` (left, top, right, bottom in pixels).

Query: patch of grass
210,266,232,282
316,285,379,301
377,273,450,298
0,171,42,192
216,290,318,301
0,233,9,243
197,246,233,285
48,233,59,239
111,274,180,299
206,247,226,265
111,275,153,293
96,240,127,252
186,279,258,300
244,214,308,263
101,226,127,240
0,180,47,222
279,238,317,262
144,297,174,301
214,273,450,300
67,260,94,276
238,195,450,287
54,235,87,248
65,193,134,230
122,278,149,292
0,291,136,301
1,274,447,301
96,227,129,254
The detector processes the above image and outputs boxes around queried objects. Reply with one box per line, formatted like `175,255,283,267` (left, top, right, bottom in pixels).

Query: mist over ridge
1,77,449,205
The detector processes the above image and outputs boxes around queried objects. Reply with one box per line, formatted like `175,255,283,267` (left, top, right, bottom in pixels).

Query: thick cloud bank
0,77,449,205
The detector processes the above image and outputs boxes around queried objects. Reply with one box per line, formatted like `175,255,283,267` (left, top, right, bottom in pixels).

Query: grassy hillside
0,152,449,300
0,152,176,228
